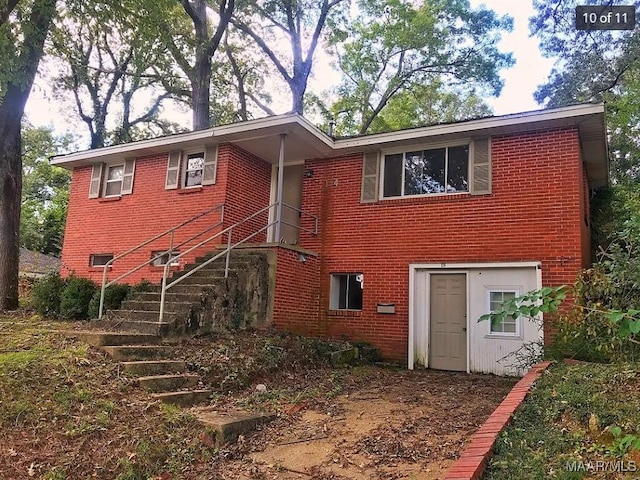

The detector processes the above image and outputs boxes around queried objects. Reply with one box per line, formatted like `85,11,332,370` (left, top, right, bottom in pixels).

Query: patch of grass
483,362,640,479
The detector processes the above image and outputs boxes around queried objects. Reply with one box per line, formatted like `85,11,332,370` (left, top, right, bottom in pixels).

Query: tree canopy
328,0,513,134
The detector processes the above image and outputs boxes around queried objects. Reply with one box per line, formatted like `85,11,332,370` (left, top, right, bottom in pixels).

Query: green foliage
88,283,132,319
60,276,97,320
31,271,66,318
328,0,513,134
48,0,184,148
131,278,154,293
484,363,640,480
478,286,567,326
21,123,74,256
531,0,640,183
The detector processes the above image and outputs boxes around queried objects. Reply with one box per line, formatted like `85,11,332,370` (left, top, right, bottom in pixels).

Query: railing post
98,265,109,319
169,230,175,254
159,263,169,323
225,228,232,278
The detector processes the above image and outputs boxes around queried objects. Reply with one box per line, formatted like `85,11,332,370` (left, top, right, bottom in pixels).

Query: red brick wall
581,166,592,266
296,127,587,361
223,144,272,244
272,247,320,336
61,144,271,284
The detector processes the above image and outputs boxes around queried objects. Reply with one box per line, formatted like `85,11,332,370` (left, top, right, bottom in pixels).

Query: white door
429,274,467,371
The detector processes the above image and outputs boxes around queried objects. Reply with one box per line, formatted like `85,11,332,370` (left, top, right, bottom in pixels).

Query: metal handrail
158,201,318,322
98,203,225,318
282,201,318,236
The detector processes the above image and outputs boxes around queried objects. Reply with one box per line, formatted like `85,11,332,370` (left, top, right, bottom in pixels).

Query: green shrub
131,279,154,293
60,276,97,320
88,284,131,319
31,271,66,318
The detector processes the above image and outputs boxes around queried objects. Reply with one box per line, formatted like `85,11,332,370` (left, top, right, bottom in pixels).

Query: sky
468,0,555,114
24,0,556,135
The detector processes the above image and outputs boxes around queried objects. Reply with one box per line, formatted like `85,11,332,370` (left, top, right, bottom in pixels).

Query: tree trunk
291,78,306,115
192,56,212,129
0,0,56,310
0,97,22,310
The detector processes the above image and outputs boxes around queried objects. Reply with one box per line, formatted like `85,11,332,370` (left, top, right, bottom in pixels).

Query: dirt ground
0,318,517,480
211,368,516,480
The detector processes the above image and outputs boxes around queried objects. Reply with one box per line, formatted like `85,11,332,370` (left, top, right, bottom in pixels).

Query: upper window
184,152,204,187
89,159,135,199
330,273,364,310
383,145,469,198
165,146,218,190
104,164,124,197
488,290,519,335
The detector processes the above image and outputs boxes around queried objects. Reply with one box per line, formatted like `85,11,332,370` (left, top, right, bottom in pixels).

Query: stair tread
151,389,212,396
121,360,184,365
103,345,171,349
137,373,199,381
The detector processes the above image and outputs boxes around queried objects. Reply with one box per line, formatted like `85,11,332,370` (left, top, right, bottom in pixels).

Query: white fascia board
334,104,605,150
50,128,214,167
409,262,542,270
52,113,336,168
212,113,334,148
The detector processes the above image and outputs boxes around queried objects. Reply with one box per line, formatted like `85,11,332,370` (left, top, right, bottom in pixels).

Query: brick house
53,103,608,375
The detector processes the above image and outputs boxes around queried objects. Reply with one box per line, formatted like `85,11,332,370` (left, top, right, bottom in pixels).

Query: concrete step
166,274,228,286
106,309,179,323
137,373,200,392
100,345,173,361
119,300,194,312
195,408,277,445
194,253,265,264
63,331,160,347
94,317,176,335
150,389,212,407
145,284,215,295
178,263,240,275
133,292,203,303
121,360,187,376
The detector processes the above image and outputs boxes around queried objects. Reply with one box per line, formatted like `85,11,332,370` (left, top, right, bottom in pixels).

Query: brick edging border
444,361,552,480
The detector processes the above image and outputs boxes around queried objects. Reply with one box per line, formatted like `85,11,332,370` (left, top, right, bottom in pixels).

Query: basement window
330,273,364,310
150,250,180,267
90,253,114,267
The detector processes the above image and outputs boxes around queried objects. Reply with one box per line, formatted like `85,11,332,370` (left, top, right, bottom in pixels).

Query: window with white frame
330,273,364,310
382,145,469,198
104,164,124,197
89,159,135,199
165,146,218,190
488,290,519,335
90,253,114,267
184,152,204,187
